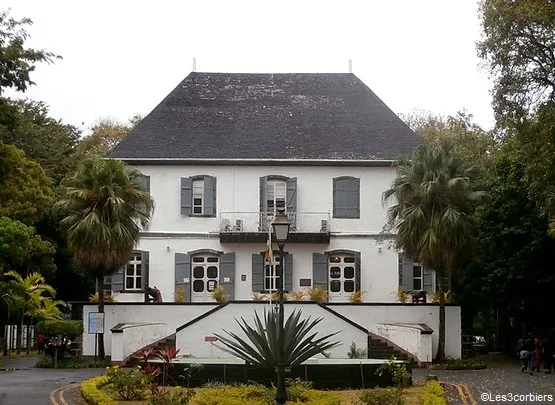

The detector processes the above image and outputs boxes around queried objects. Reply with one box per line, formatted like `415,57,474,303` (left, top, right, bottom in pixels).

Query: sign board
204,336,218,342
88,312,105,334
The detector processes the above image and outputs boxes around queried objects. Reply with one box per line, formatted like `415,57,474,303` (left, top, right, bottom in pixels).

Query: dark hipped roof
110,72,420,161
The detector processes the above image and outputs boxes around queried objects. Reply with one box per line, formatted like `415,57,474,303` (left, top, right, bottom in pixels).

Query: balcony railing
219,211,331,234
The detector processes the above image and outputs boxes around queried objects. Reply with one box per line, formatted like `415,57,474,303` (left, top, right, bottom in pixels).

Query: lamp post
271,210,290,405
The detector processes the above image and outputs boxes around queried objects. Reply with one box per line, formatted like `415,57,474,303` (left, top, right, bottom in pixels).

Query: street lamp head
272,210,290,244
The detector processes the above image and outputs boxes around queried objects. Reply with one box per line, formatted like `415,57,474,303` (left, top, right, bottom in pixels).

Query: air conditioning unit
234,219,243,232
221,218,232,232
320,219,330,232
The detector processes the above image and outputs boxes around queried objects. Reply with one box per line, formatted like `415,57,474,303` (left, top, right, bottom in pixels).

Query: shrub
35,320,83,339
89,293,116,303
81,376,117,405
376,356,411,388
175,285,185,302
105,365,151,400
271,291,288,302
431,290,452,304
358,388,402,405
35,355,54,368
395,287,409,303
347,342,368,359
305,286,328,303
148,387,195,405
421,380,447,405
290,291,306,300
194,385,273,405
442,357,486,370
252,293,267,301
212,285,230,303
348,290,365,303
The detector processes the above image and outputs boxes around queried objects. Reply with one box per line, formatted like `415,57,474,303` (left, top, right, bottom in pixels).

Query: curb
0,367,31,371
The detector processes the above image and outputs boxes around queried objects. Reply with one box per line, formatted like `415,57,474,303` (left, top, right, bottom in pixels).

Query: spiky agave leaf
214,308,340,371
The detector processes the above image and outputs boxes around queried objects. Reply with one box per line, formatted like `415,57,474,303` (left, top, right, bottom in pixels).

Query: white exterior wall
175,303,368,359
81,303,461,359
375,324,428,363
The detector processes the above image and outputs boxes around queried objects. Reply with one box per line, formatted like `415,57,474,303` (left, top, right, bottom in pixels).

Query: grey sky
5,0,494,133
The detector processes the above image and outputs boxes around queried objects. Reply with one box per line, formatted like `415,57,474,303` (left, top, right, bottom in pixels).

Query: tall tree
383,141,483,362
55,158,153,360
477,0,555,125
0,142,53,225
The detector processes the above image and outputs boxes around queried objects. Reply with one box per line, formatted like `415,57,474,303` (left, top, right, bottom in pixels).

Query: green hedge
35,320,83,338
421,380,447,405
81,376,117,405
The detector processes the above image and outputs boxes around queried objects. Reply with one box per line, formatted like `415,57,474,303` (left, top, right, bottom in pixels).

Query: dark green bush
35,355,55,368
358,388,403,405
35,320,83,338
443,357,486,370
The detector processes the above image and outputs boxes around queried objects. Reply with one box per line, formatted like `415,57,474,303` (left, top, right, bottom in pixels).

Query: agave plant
214,309,340,372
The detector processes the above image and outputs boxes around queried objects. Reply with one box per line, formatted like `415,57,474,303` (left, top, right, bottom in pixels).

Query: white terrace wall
175,303,368,359
82,303,461,360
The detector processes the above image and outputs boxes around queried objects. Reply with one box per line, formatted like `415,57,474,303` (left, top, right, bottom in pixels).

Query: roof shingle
110,72,419,161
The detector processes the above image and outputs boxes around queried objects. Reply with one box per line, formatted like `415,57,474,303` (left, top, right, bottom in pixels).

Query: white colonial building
83,72,461,364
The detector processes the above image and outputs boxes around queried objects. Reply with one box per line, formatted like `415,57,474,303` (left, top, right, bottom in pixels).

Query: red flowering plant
133,347,156,368
156,347,181,386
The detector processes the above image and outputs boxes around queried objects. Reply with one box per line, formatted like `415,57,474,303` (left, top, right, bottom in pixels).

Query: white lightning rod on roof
349,59,352,73
193,57,197,72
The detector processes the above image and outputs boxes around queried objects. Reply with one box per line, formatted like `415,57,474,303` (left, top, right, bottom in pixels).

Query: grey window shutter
286,177,297,230
220,252,235,300
259,176,268,231
312,253,328,291
203,176,217,217
139,174,150,193
252,253,264,293
423,268,434,293
175,253,191,302
110,268,124,293
180,177,192,216
333,177,360,218
141,251,149,292
399,253,414,292
284,253,293,292
354,251,361,292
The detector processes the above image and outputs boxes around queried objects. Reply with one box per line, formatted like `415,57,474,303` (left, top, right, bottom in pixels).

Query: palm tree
4,271,57,354
55,157,153,360
383,141,482,362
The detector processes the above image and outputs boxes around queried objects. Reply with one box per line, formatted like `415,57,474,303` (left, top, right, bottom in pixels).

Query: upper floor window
125,253,143,291
259,176,297,231
333,177,360,218
266,180,286,215
181,176,216,217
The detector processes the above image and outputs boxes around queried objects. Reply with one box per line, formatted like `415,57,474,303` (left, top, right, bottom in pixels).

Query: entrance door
191,255,219,302
328,255,356,302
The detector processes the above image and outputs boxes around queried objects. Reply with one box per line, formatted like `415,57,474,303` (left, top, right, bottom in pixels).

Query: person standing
534,336,542,372
36,332,45,354
524,333,535,375
543,336,553,374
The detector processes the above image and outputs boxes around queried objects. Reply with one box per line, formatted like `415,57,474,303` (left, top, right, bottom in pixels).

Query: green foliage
81,376,117,405
214,309,340,372
431,290,452,304
211,285,230,303
105,365,152,400
347,342,368,359
477,0,555,124
394,286,409,303
34,355,110,369
34,354,54,368
148,387,195,405
442,357,486,370
194,385,273,405
358,388,403,405
420,380,447,405
35,320,83,338
376,357,411,389
0,9,61,94
348,290,365,303
0,142,53,225
305,286,328,303
0,99,80,185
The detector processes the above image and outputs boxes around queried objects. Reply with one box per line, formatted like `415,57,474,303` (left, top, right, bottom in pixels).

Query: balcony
219,211,331,243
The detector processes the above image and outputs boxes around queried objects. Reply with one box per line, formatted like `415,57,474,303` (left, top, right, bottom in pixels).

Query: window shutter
141,251,149,293
423,268,434,293
252,253,264,293
110,269,124,293
203,176,217,217
139,174,150,193
175,253,191,302
220,252,235,300
333,177,360,218
284,253,293,292
259,176,268,231
312,253,328,291
180,177,192,216
286,177,297,230
354,251,361,292
399,253,414,292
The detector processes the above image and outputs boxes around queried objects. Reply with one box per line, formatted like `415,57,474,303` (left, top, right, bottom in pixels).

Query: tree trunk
17,315,23,354
3,325,8,356
97,273,106,361
26,317,32,354
435,272,446,363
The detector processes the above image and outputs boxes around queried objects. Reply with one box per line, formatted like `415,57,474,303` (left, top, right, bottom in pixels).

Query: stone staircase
125,333,176,365
368,332,417,366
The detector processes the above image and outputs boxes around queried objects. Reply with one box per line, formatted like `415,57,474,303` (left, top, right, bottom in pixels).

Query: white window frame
413,263,423,291
192,179,204,215
328,254,356,297
125,253,142,291
266,180,286,215
264,256,282,292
